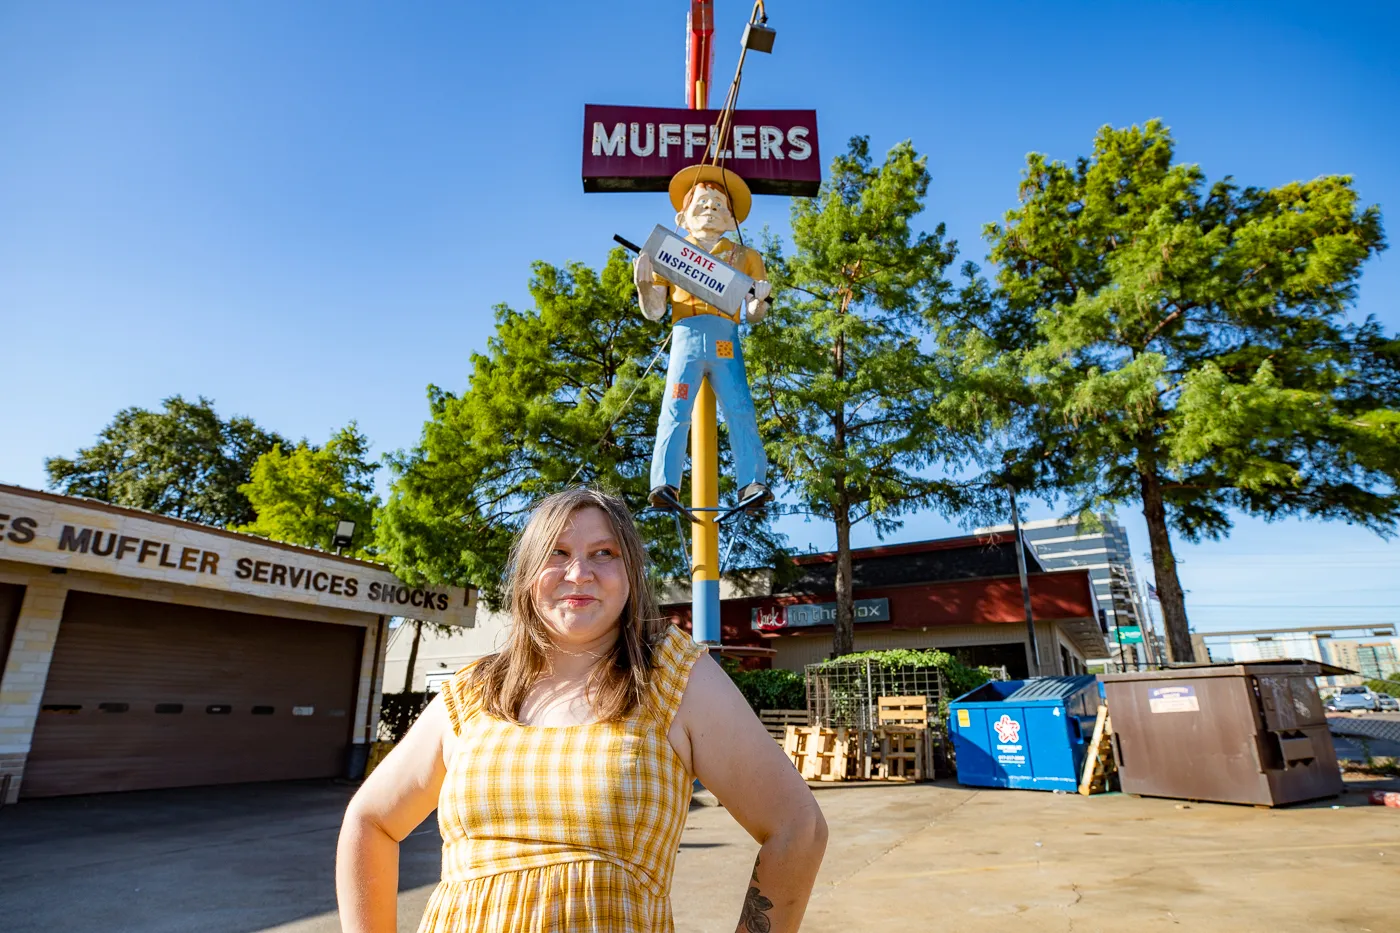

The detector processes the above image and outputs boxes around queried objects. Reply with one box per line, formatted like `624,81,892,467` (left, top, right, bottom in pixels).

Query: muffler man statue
633,165,773,512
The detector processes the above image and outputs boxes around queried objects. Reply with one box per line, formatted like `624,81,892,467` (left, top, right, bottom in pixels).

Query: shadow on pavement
0,779,443,933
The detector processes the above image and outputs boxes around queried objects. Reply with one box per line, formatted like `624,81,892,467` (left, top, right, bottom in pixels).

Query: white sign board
1148,685,1200,714
642,225,754,318
0,487,475,626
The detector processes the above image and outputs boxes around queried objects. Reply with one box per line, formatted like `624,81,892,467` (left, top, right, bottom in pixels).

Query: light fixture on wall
331,520,356,554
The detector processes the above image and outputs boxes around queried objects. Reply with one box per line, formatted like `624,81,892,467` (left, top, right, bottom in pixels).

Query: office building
977,514,1153,665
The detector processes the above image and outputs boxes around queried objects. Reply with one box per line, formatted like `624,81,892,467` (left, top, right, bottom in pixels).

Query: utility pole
1135,573,1160,667
1108,563,1144,671
687,0,723,646
1008,488,1040,677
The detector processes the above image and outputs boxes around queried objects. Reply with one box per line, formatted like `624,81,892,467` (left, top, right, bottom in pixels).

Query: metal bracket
648,488,704,525
716,489,769,526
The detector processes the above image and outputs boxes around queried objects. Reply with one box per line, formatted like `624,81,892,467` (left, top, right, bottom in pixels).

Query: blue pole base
692,578,721,645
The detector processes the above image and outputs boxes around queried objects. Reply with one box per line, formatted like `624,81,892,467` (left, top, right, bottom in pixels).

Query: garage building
0,484,473,802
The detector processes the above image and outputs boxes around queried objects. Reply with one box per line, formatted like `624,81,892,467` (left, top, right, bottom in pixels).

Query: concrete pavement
2,775,1397,932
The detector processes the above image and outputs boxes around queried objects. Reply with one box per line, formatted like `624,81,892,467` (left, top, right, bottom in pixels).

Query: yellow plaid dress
417,625,704,933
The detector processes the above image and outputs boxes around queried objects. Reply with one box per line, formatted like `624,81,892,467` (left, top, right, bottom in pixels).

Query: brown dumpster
1101,661,1343,807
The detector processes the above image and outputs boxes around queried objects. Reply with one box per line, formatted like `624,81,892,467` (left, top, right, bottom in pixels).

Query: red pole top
686,0,714,109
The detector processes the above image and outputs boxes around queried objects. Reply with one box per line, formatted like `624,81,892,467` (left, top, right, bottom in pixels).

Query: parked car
1331,685,1381,712
1377,693,1400,712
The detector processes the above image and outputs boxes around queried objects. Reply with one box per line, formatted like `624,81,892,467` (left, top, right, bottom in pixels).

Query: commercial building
1190,632,1214,664
976,514,1156,666
1228,633,1325,663
659,532,1108,678
1215,625,1399,687
1327,640,1400,682
383,607,509,693
382,531,1107,683
0,484,474,802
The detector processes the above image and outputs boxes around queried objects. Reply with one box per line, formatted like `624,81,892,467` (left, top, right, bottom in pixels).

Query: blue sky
2,1,1397,639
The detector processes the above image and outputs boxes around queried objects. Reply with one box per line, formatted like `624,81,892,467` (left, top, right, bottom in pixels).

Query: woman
337,488,827,932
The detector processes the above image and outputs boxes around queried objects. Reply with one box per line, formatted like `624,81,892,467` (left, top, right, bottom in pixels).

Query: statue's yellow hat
669,164,753,224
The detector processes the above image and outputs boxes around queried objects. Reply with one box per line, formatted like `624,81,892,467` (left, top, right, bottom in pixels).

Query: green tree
45,395,289,528
234,423,381,558
747,137,978,657
378,250,786,603
957,120,1396,662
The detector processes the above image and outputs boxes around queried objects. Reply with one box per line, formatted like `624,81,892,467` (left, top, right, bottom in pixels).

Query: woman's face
533,506,630,649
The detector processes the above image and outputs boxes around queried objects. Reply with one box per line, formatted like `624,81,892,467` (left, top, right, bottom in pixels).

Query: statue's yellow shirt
654,236,767,323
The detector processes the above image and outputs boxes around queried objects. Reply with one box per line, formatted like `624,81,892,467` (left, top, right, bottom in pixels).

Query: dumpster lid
1101,659,1349,681
952,675,1098,705
1004,675,1099,701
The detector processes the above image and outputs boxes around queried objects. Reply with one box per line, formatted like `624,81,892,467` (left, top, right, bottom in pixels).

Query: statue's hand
745,280,772,323
634,252,667,321
634,252,655,289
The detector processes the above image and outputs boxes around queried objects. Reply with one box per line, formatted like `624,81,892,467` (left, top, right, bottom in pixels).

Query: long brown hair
470,488,666,723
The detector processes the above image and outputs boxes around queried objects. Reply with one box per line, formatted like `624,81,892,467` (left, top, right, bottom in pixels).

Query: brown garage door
24,591,364,798
0,582,24,676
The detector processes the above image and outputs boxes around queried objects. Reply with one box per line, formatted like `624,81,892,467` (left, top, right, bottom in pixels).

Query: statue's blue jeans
650,314,768,493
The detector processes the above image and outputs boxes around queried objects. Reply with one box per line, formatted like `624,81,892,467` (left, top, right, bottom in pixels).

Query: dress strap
439,660,485,736
648,625,705,730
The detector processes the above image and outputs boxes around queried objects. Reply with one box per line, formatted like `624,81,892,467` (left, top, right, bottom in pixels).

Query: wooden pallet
760,709,810,743
873,696,937,779
784,726,856,781
864,726,927,782
877,696,930,728
1077,705,1117,795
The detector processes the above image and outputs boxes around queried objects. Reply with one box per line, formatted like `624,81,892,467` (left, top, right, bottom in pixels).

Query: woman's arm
336,695,452,933
672,655,829,933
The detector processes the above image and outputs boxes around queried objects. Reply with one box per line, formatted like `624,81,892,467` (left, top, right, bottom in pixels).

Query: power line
1189,604,1399,609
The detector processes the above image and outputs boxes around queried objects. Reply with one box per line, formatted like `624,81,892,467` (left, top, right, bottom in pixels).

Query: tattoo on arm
739,855,774,933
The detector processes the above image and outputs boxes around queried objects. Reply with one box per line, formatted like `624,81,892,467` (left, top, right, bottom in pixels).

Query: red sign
582,104,820,197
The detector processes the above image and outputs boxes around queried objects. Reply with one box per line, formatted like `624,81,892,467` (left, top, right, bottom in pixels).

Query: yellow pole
690,66,721,645
692,378,721,642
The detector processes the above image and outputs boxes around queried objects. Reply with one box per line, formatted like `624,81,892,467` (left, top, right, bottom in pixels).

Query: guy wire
566,330,673,487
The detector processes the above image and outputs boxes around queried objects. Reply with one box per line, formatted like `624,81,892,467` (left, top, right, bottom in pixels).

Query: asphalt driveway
0,780,442,933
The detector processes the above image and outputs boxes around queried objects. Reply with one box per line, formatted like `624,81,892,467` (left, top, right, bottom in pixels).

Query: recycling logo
993,714,1021,744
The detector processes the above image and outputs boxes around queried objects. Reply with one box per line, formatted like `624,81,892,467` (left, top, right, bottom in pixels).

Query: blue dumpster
948,676,1100,791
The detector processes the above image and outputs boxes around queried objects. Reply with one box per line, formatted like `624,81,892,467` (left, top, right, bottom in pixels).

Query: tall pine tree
747,137,979,657
955,120,1397,661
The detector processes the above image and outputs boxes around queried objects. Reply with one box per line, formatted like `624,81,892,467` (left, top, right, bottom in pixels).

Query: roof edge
0,482,417,577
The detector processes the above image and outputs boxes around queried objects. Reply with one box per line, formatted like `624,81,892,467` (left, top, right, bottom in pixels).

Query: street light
740,19,776,53
331,519,356,555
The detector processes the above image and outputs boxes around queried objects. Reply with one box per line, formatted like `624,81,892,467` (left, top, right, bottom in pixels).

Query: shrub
379,691,432,741
815,648,1000,699
725,666,807,713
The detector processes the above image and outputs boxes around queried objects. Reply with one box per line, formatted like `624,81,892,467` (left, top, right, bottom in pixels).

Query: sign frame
583,104,821,196
641,225,754,317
